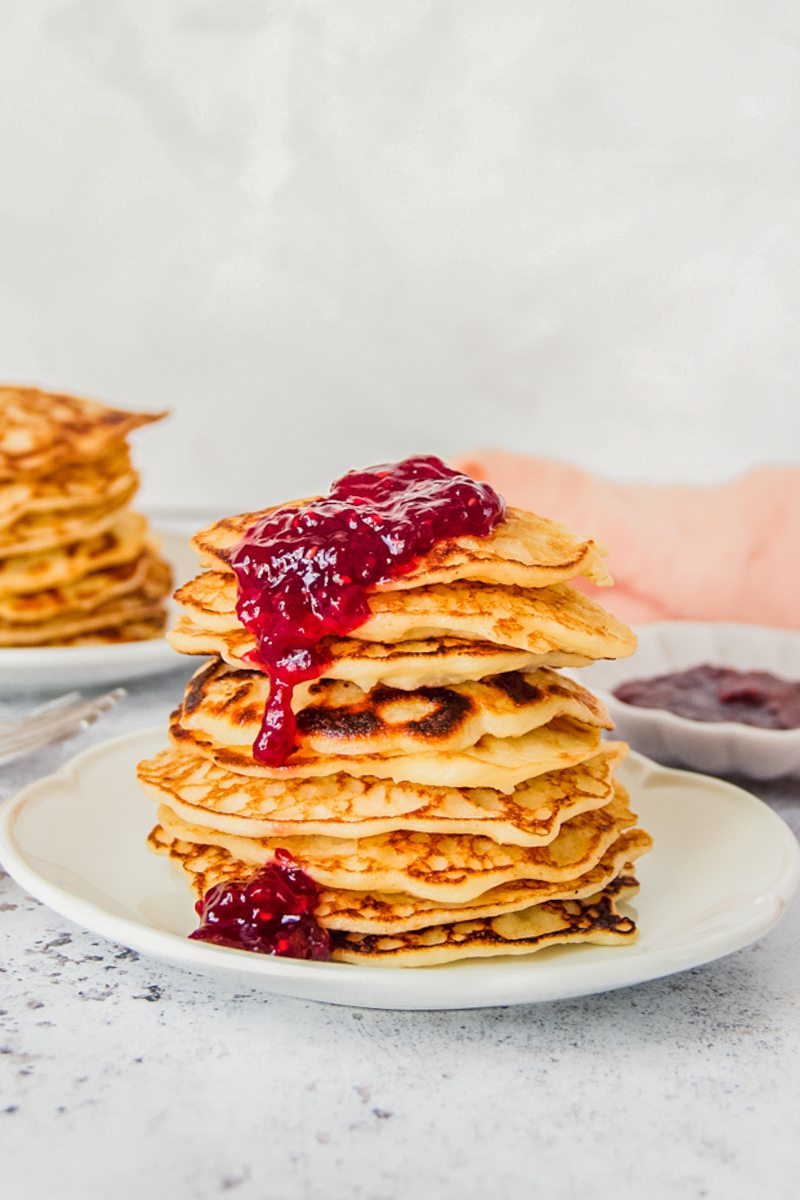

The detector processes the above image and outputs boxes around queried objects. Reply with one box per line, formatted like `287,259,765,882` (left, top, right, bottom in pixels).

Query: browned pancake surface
0,386,165,480
138,741,626,845
175,657,610,761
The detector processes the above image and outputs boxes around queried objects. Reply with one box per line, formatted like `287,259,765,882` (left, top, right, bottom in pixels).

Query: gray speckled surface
1,673,799,1200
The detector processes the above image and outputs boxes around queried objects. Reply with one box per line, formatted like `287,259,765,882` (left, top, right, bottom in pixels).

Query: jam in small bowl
561,621,800,779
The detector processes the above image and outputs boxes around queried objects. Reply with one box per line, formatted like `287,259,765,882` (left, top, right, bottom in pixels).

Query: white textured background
0,1,798,510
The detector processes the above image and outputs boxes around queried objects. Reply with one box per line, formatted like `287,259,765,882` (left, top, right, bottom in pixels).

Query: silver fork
0,688,126,765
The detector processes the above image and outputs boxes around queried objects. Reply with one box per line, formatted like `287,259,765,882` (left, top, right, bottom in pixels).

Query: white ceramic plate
564,622,800,780
0,526,197,695
1,729,797,1011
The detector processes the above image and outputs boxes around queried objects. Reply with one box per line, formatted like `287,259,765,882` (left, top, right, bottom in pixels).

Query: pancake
54,614,168,645
192,502,613,590
0,443,135,531
0,555,172,646
0,550,160,625
323,836,647,936
176,657,611,760
0,386,165,481
170,713,604,790
156,785,635,902
175,572,636,662
168,616,594,691
0,513,150,596
0,481,138,556
329,878,638,966
138,742,626,845
149,821,651,932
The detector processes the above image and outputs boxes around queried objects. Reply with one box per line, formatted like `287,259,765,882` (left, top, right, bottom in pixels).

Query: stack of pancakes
140,502,652,967
0,387,172,647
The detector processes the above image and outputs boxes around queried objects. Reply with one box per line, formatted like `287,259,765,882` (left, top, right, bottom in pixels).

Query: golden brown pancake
0,555,172,646
0,512,150,595
139,742,626,845
170,713,604,790
0,550,160,625
0,389,171,650
174,657,611,761
191,502,613,590
0,482,138,557
0,443,135,531
0,386,165,481
149,820,651,933
329,878,639,966
168,616,594,692
52,614,168,645
156,785,636,902
175,572,636,663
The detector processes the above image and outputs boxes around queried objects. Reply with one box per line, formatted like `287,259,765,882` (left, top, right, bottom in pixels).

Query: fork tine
0,691,83,737
0,688,126,761
0,694,121,758
0,701,89,756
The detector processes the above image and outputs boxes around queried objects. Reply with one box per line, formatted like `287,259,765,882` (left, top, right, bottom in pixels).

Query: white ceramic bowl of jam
563,621,800,779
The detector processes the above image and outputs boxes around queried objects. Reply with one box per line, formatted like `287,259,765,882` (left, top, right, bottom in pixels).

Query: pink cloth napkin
457,451,800,629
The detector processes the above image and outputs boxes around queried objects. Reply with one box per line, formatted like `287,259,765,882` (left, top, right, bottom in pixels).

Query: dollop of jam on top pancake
230,455,506,765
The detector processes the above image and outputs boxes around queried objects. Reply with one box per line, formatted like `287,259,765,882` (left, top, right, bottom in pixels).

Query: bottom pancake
331,876,638,966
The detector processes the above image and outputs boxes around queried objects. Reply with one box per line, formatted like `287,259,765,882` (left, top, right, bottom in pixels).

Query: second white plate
0,729,797,1010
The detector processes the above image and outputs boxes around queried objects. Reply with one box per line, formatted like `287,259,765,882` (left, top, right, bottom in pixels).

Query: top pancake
0,386,166,481
191,501,613,591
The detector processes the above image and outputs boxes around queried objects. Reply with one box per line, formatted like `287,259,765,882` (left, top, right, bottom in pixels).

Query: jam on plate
190,849,331,960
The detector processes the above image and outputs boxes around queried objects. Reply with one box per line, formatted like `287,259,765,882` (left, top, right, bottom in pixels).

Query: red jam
190,849,331,959
230,455,506,765
614,664,800,730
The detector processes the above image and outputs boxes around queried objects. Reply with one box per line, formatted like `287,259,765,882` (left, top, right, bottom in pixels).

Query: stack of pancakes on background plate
0,387,172,647
140,493,652,967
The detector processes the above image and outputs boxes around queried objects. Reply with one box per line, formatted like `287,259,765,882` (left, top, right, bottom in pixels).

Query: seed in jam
190,849,331,960
614,664,800,730
229,454,506,765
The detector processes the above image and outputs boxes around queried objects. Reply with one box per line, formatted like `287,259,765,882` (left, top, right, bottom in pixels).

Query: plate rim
1,727,798,1011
